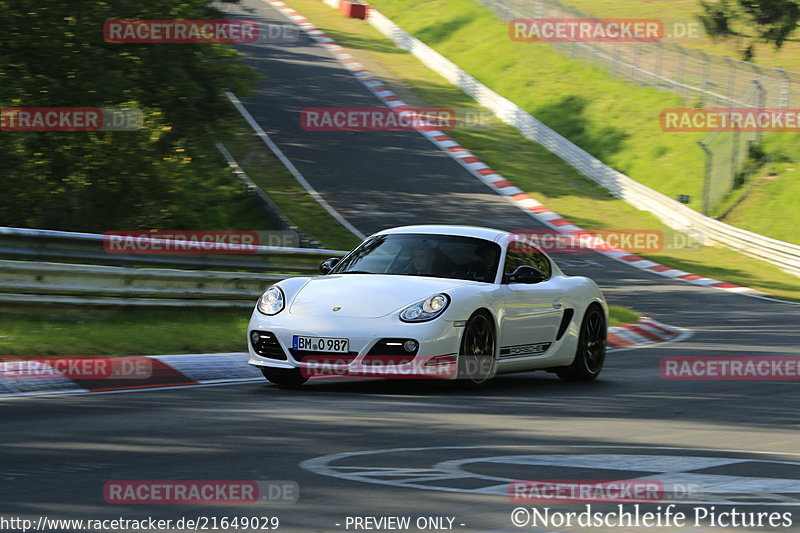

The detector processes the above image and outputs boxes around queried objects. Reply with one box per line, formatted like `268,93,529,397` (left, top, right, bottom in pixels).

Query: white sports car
247,225,607,387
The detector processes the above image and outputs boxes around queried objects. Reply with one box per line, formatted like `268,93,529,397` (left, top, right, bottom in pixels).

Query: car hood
289,274,474,318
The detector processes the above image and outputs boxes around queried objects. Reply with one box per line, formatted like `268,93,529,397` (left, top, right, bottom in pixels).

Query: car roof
369,225,565,277
374,225,509,243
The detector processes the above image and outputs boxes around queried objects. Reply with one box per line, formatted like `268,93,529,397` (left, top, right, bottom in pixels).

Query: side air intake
555,309,575,341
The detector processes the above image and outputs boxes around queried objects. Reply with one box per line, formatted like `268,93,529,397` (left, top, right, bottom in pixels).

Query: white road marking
301,445,800,506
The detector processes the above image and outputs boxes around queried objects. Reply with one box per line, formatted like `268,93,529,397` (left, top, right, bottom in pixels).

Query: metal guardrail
0,260,278,307
0,227,348,307
366,10,800,278
0,226,346,272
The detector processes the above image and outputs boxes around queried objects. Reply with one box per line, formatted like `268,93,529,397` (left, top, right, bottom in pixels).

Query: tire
455,311,497,388
557,304,606,382
261,367,308,388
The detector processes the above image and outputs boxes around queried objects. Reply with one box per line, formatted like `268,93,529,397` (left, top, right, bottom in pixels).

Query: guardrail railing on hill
365,9,800,278
0,226,346,273
0,227,348,307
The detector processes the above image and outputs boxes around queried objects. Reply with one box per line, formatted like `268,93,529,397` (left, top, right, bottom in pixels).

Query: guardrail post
753,79,765,144
773,67,791,108
697,140,713,216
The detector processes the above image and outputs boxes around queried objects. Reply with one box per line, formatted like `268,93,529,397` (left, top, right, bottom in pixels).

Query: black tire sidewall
456,312,497,385
559,304,606,381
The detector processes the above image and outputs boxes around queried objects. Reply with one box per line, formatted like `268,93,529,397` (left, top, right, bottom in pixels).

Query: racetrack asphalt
1,1,798,531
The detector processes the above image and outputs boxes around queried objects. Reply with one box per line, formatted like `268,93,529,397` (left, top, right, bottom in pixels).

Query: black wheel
455,311,496,388
557,304,606,381
261,367,308,388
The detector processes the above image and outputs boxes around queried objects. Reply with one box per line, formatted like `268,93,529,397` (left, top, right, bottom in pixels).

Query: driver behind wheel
411,246,436,275
402,240,454,277
461,244,498,282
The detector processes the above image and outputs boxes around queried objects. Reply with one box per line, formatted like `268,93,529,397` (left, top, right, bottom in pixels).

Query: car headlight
400,294,450,322
257,286,285,315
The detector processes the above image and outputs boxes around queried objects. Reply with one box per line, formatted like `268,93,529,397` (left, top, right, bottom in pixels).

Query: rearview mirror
503,265,545,284
319,257,341,274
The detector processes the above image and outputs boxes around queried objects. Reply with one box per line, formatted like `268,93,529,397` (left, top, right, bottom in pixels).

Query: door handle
552,301,562,309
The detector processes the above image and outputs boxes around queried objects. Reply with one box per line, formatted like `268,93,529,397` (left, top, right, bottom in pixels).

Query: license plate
292,335,349,353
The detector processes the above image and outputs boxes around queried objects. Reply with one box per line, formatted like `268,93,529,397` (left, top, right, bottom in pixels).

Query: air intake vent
556,309,575,341
250,331,287,360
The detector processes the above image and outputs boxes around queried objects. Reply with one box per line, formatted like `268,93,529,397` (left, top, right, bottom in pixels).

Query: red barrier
339,0,370,19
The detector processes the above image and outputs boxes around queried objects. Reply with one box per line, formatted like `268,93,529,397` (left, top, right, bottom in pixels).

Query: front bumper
247,308,463,380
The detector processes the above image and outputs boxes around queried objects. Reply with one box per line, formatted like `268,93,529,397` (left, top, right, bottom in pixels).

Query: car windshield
332,233,501,283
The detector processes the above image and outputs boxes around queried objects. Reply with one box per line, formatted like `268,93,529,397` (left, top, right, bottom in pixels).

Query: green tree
698,0,800,61
0,0,258,230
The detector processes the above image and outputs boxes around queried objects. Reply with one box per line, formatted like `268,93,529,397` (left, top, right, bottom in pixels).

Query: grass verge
277,0,800,301
608,305,640,327
0,307,250,356
0,304,639,356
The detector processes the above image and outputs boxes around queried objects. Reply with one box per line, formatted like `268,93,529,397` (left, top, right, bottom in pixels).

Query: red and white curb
263,0,759,296
0,353,262,398
607,317,691,351
0,319,686,397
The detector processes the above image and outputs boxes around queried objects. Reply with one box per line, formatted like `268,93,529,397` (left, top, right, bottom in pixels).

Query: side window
503,250,552,280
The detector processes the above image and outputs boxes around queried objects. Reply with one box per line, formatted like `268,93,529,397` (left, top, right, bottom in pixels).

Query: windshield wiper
339,270,374,274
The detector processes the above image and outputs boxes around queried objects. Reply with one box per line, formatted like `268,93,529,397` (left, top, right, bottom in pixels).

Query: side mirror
320,257,341,274
503,265,546,284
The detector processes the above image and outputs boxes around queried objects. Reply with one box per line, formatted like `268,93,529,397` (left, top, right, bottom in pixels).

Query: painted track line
226,91,366,240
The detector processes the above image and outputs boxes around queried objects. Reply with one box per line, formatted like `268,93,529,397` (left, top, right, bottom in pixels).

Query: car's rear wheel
557,304,606,381
455,311,496,388
261,367,308,388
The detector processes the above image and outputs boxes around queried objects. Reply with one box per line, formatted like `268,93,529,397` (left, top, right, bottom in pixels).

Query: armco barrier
0,260,277,307
363,9,800,278
0,226,347,306
0,226,346,274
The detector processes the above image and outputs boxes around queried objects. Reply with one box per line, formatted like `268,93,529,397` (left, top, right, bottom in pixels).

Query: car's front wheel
455,311,496,388
261,367,308,388
557,304,606,381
